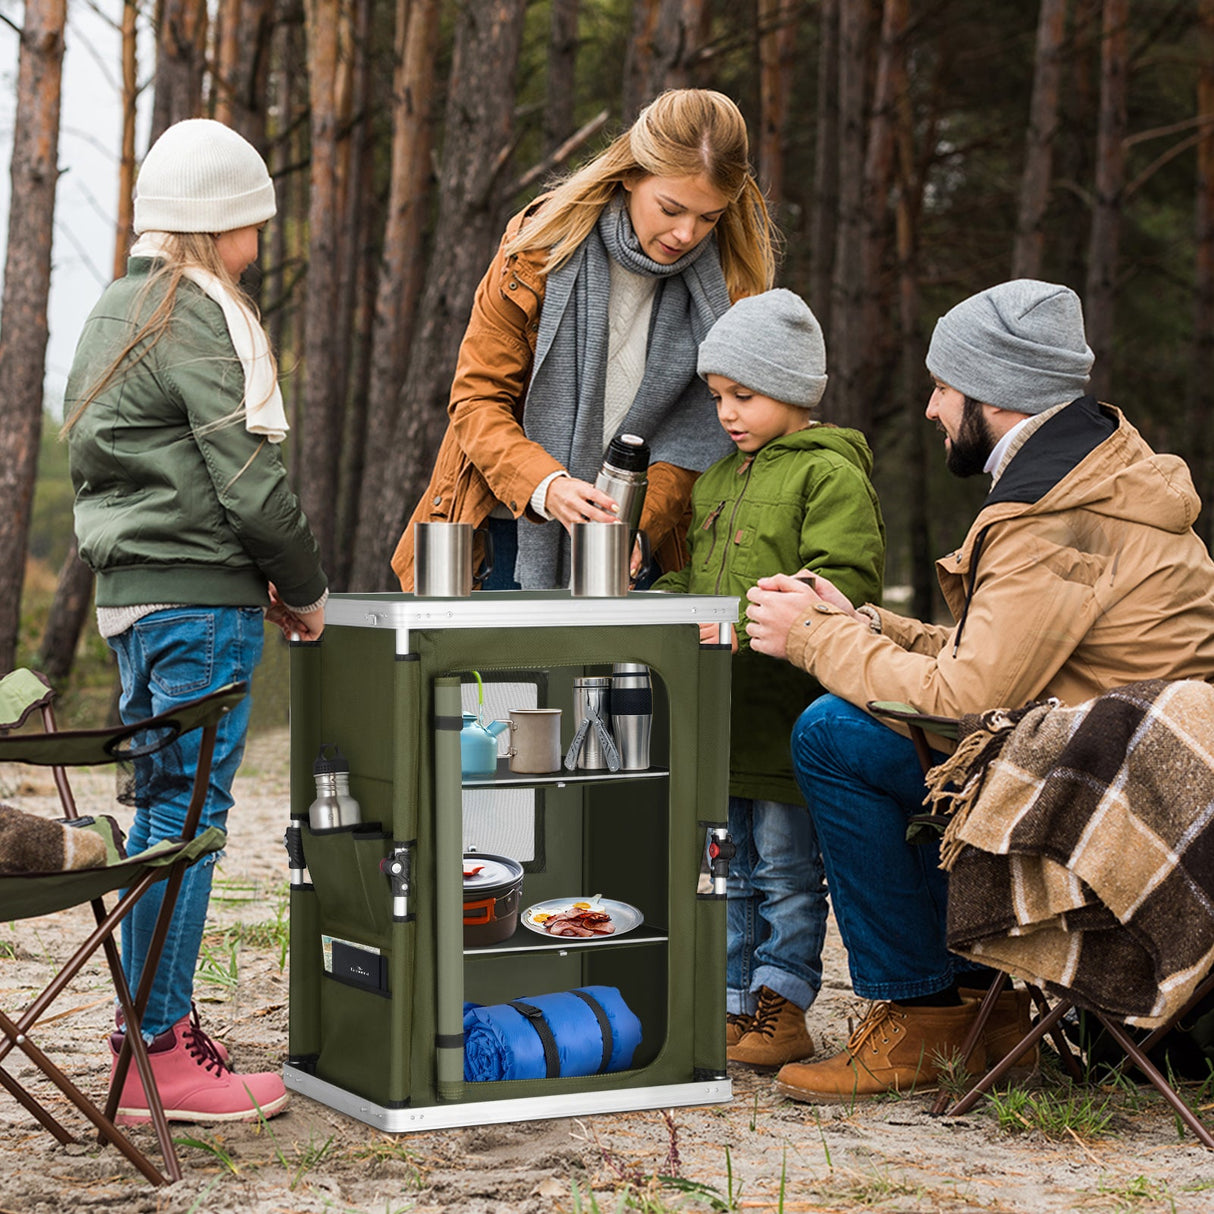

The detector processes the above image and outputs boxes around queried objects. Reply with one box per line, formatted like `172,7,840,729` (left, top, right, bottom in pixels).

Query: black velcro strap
434,715,464,731
569,988,613,1073
435,1032,465,1049
508,1000,560,1077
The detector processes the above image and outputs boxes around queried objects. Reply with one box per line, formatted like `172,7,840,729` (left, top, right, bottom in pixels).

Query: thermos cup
610,663,652,770
414,522,494,596
570,521,630,597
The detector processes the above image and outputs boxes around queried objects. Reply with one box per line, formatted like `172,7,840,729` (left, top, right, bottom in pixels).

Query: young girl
391,88,778,591
63,119,327,1124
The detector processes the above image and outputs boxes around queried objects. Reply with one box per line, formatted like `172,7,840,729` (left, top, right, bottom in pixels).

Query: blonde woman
63,119,326,1124
391,88,778,590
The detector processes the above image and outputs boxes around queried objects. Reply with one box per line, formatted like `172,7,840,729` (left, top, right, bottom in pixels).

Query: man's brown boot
727,986,814,1072
773,998,980,1103
959,984,1038,1079
725,1011,753,1048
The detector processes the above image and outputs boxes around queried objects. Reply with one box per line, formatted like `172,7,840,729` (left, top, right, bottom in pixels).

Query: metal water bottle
308,743,361,830
595,433,650,537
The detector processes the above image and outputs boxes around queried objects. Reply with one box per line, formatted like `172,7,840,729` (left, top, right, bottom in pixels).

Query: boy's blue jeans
108,606,264,1037
790,694,968,1002
726,795,826,1014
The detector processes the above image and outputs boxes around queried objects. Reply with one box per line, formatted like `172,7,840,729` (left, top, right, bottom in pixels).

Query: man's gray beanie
697,288,828,409
925,279,1094,414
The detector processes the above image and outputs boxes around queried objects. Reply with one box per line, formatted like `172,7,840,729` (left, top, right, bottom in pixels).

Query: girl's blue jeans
790,693,971,1002
726,795,826,1014
108,606,264,1037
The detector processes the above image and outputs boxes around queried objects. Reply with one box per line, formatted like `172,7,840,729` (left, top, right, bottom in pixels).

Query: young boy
654,289,885,1070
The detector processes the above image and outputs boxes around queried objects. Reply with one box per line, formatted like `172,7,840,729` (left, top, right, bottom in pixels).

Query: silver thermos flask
610,663,652,770
595,433,649,539
308,743,362,830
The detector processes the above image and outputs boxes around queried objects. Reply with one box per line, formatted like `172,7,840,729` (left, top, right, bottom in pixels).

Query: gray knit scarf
516,193,734,589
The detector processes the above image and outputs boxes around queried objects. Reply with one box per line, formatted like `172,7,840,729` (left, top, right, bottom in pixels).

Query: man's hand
544,475,621,531
745,571,857,660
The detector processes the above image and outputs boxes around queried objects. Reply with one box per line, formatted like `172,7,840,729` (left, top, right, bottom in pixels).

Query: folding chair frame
0,676,248,1185
868,699,1214,1147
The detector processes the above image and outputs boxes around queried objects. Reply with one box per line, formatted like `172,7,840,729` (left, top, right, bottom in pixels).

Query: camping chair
869,697,1214,1149
0,669,248,1184
868,701,1084,1117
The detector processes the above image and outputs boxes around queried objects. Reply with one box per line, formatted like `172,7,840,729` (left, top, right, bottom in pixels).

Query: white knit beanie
133,119,276,235
697,288,828,409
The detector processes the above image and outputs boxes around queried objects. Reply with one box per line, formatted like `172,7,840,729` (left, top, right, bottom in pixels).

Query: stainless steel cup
570,677,614,769
570,521,630,597
414,522,494,596
610,663,652,771
506,708,562,773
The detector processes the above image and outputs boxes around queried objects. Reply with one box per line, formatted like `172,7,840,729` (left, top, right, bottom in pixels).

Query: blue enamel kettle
461,713,509,776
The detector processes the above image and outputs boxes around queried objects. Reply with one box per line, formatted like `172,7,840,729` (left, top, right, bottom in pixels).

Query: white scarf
129,232,289,443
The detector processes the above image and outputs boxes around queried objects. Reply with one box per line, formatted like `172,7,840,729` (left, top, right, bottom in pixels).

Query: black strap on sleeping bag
508,990,615,1077
569,988,613,1073
508,1000,560,1077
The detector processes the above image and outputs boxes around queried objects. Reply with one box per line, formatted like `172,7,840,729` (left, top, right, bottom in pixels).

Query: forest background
1,0,1212,719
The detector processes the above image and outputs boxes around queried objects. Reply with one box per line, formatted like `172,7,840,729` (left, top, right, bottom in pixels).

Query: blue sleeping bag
463,985,642,1082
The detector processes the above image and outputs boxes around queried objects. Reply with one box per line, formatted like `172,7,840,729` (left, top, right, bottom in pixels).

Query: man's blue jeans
727,795,826,1014
790,694,964,1002
108,606,264,1037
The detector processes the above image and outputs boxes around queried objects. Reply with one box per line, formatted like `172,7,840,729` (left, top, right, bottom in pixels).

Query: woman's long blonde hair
60,232,270,436
505,89,777,300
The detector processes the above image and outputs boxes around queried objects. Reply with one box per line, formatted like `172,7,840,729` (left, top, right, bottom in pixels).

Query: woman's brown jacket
390,205,704,589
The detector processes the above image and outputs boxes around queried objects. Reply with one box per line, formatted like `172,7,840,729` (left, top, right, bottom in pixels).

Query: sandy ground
2,727,1213,1214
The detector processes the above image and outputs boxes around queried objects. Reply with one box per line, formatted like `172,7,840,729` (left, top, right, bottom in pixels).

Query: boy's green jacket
654,424,885,804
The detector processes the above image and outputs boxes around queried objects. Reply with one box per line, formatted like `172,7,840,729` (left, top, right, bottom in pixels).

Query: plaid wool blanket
925,679,1214,1028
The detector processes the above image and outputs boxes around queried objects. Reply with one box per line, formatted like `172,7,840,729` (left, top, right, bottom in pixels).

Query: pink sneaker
115,1003,231,1065
109,1010,288,1125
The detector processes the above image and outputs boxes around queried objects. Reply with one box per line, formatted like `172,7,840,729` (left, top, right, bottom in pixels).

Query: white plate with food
521,896,643,940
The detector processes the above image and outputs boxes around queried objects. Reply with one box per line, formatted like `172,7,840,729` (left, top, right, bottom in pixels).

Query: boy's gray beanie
926,279,1094,414
697,288,828,409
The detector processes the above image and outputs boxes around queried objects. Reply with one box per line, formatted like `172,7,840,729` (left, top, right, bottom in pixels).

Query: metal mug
414,522,493,596
570,521,630,597
506,708,562,774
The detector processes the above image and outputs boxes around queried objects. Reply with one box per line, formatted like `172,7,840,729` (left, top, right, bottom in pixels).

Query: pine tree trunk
372,0,529,583
546,0,579,152
297,0,346,573
348,0,441,590
757,0,796,208
810,0,838,339
149,0,208,137
829,0,870,431
113,0,138,276
0,0,66,674
36,542,93,684
1084,0,1128,401
1012,0,1068,279
1189,0,1214,546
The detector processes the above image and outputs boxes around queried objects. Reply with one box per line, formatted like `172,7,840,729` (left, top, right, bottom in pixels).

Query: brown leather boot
773,998,980,1103
959,984,1039,1079
725,1011,753,1048
727,986,815,1072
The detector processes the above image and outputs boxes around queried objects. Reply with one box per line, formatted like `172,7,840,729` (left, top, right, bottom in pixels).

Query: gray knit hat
697,288,828,409
926,279,1094,414
134,119,276,235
